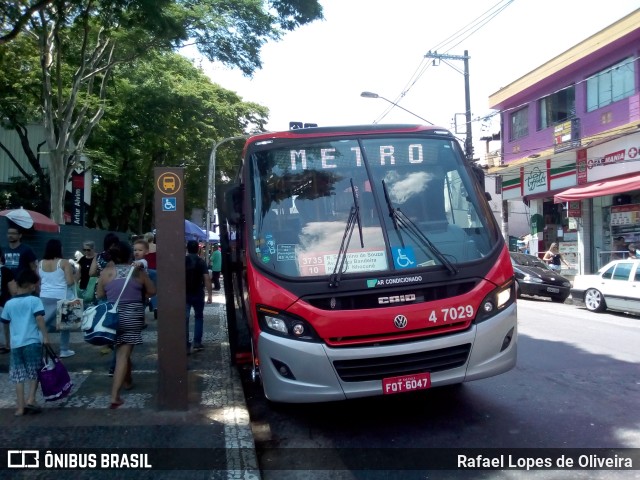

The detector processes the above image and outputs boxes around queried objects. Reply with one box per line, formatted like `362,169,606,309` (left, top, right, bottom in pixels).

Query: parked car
510,252,572,302
571,259,640,314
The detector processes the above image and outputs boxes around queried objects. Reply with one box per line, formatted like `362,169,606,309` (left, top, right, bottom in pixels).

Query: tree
0,0,54,45
85,51,267,232
0,34,51,212
0,0,323,224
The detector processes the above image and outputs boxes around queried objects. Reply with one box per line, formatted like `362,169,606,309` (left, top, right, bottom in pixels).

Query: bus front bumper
256,302,517,403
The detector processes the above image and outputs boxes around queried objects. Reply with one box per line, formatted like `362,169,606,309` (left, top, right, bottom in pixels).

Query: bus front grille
332,344,471,382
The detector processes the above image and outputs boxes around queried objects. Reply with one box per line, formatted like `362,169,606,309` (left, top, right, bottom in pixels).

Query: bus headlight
257,305,321,342
475,279,515,324
264,316,288,334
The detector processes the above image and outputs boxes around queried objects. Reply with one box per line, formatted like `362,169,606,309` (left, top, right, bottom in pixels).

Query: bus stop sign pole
154,167,188,410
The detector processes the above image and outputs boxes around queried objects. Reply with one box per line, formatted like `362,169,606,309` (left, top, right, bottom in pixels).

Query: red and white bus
217,124,516,403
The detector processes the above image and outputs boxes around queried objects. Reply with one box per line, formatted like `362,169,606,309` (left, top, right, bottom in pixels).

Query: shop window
538,86,575,130
586,57,636,112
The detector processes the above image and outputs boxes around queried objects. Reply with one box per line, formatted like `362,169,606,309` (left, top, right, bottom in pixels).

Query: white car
571,259,640,314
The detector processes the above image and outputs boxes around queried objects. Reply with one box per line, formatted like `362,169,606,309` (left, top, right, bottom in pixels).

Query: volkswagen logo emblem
393,315,408,329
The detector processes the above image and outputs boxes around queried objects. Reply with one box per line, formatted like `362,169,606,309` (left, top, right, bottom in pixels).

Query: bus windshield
248,134,497,278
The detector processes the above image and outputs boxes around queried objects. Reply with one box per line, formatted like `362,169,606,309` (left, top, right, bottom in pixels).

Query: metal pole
206,136,249,256
424,50,473,160
463,50,473,161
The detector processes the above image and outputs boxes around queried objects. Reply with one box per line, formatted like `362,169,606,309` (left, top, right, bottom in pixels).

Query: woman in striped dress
96,241,155,409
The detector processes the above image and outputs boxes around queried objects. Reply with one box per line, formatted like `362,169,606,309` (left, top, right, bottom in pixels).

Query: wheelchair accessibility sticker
162,197,177,211
392,246,416,269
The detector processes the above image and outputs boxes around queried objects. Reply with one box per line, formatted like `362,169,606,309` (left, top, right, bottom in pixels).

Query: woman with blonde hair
143,232,156,253
543,242,569,271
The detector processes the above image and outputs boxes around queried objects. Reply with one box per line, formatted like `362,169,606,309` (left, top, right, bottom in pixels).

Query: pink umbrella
0,207,60,233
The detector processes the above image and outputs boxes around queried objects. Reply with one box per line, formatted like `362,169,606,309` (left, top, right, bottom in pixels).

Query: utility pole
425,50,473,161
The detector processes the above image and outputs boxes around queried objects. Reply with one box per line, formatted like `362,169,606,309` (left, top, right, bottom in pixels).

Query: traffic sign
162,197,177,211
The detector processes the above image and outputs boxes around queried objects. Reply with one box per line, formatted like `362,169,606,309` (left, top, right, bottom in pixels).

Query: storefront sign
568,201,581,217
553,119,580,153
559,241,578,275
587,131,640,182
71,171,85,226
524,166,546,193
588,149,625,169
611,204,640,232
576,149,587,185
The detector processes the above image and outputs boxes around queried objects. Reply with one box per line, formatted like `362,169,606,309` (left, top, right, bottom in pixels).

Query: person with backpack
185,240,212,353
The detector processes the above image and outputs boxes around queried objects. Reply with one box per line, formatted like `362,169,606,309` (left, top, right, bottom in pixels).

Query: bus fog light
501,327,515,352
272,359,296,379
292,323,305,336
265,316,288,334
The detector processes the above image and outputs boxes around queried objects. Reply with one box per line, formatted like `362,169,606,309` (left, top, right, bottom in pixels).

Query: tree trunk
48,150,66,224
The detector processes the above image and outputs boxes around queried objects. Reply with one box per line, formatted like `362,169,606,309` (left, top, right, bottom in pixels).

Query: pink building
489,9,640,273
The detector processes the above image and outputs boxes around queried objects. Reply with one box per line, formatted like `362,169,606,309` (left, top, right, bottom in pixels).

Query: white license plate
382,372,431,395
547,287,560,293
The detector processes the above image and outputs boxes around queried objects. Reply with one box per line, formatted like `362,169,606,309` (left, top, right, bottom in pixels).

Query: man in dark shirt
185,240,212,353
4,225,37,277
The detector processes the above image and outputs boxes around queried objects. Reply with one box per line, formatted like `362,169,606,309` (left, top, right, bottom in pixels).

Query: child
132,239,149,270
1,269,49,416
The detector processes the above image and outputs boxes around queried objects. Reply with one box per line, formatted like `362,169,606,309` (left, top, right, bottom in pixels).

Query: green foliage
86,51,268,232
0,174,48,211
0,35,42,125
0,0,323,227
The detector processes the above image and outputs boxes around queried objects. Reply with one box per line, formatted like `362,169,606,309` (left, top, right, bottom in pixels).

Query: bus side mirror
217,183,243,226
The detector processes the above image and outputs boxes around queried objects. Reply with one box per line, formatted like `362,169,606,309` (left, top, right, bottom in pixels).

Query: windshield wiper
329,179,364,288
381,180,458,275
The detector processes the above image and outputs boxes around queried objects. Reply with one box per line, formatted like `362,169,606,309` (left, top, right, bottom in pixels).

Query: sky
183,0,639,156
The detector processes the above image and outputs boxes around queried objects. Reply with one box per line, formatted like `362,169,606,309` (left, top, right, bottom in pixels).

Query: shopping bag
82,267,130,346
77,277,98,304
56,298,84,331
82,302,117,346
38,344,73,401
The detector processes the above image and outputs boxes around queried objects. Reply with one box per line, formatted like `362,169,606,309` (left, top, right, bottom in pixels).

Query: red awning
554,173,640,203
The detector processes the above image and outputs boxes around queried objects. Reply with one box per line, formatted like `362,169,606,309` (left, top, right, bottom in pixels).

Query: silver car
571,259,640,314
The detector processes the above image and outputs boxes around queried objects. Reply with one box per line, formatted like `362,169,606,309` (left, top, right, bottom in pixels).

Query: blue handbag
82,302,117,345
82,267,133,346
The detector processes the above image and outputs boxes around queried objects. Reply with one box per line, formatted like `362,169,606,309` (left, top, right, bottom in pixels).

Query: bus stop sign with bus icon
157,172,181,195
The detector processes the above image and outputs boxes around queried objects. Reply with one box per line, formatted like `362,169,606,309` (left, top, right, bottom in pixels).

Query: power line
375,0,515,124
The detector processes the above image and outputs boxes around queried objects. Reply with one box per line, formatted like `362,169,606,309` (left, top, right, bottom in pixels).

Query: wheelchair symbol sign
162,197,177,211
392,246,416,269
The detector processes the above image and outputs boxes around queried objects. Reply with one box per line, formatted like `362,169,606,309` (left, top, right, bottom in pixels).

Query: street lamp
360,91,434,125
206,135,248,254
